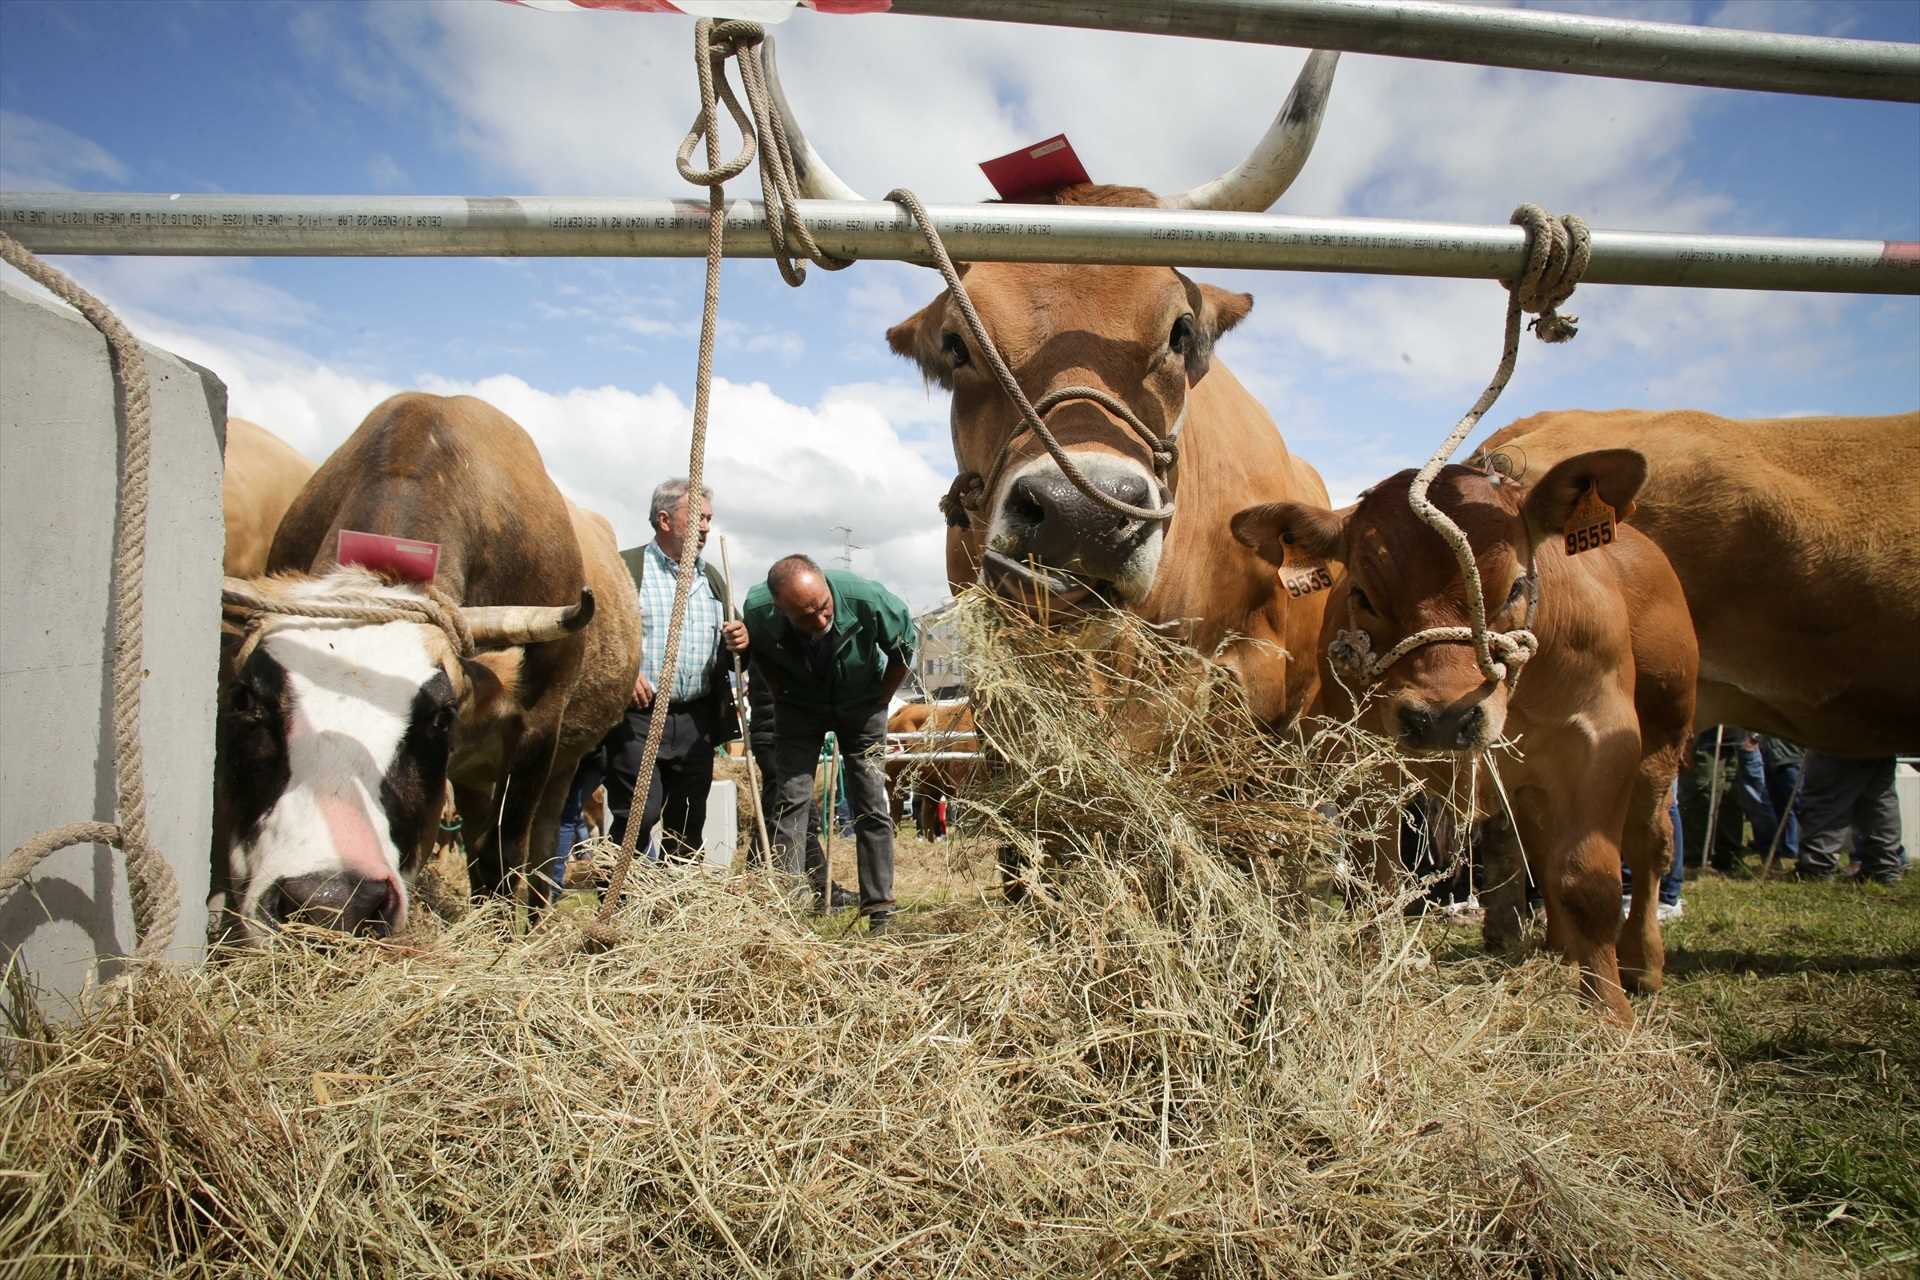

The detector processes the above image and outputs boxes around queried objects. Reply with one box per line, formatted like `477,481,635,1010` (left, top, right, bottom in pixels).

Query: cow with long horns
210,393,640,944
771,46,1342,728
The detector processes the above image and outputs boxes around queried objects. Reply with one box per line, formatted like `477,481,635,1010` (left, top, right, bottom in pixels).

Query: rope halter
1331,202,1589,690
887,189,1182,533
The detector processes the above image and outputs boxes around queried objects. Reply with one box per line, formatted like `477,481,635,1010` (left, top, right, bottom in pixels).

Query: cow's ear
1231,500,1348,568
459,649,523,728
1177,275,1254,386
1522,449,1648,545
886,272,970,391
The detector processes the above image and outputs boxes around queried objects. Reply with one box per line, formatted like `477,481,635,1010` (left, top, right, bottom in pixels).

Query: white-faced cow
222,418,314,578
771,47,1342,729
210,393,641,943
1473,409,1920,755
1234,455,1698,1023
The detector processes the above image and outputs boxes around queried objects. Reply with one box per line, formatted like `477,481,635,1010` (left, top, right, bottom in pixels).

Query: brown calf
1234,452,1697,1023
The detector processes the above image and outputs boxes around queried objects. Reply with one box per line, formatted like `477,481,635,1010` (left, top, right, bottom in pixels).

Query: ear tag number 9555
1563,484,1617,556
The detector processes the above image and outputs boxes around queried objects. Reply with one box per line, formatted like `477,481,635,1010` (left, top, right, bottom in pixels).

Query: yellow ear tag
1563,483,1617,556
1277,540,1334,599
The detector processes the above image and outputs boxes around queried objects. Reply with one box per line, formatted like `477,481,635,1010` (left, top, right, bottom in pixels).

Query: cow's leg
454,779,501,898
1477,811,1530,953
1616,766,1674,994
1536,743,1636,1024
523,750,577,921
494,730,564,914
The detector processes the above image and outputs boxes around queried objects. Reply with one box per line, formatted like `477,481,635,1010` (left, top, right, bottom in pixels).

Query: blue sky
2,0,1916,611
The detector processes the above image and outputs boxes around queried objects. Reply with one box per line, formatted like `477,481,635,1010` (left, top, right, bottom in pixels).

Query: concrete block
641,777,739,873
1,279,226,1011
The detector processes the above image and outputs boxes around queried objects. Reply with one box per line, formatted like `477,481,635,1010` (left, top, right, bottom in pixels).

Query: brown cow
1233,453,1698,1023
772,46,1342,730
221,417,314,577
1473,409,1920,755
210,394,638,943
885,699,981,834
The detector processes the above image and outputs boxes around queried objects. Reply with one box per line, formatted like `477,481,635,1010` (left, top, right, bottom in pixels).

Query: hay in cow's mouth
2,592,1821,1279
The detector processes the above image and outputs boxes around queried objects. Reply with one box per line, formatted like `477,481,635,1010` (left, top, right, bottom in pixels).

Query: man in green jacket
743,554,914,932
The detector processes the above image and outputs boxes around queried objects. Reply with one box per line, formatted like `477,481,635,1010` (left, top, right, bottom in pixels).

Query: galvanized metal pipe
4,193,1915,294
890,0,1920,103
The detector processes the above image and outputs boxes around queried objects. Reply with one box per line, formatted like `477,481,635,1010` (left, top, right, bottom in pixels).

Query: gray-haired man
601,478,748,868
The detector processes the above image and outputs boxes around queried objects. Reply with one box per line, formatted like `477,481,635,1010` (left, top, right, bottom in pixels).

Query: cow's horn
764,33,867,203
1163,51,1340,213
462,588,595,649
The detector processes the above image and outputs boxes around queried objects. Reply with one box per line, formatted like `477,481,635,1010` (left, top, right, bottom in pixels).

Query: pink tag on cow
980,135,1092,202
338,530,441,583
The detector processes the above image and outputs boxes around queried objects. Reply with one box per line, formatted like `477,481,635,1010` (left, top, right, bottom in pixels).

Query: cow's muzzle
264,871,402,938
988,459,1160,598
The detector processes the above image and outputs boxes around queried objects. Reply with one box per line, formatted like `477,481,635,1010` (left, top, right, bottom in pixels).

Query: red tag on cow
338,530,442,582
979,135,1092,202
1277,544,1334,599
1562,485,1617,556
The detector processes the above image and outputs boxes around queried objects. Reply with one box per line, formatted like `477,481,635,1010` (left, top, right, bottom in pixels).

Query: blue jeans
1661,785,1686,906
550,769,598,893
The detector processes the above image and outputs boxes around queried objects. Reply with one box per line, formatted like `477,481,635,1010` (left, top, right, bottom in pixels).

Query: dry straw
4,594,1817,1277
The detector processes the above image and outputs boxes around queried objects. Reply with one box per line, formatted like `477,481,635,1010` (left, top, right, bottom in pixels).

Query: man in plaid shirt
602,477,748,867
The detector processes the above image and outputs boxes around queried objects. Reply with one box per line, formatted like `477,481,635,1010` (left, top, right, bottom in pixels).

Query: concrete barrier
0,279,226,1011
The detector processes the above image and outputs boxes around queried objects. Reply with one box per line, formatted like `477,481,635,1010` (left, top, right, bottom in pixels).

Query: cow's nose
1398,703,1487,751
266,872,397,937
1003,470,1150,579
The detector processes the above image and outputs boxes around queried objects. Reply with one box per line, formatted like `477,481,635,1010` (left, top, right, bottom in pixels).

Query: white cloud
0,111,129,191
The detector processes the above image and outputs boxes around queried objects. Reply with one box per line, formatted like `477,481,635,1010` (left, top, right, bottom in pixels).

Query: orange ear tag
1277,541,1335,599
1563,484,1617,556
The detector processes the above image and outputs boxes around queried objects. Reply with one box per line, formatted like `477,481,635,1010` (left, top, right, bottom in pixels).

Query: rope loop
1507,204,1591,344
1338,201,1589,692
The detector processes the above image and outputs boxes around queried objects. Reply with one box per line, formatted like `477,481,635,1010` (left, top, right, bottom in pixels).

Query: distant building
913,600,967,700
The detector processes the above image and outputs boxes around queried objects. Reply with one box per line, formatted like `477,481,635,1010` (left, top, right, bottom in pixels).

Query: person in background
744,555,914,933
601,478,747,873
1734,733,1802,865
1680,726,1748,873
1795,753,1907,886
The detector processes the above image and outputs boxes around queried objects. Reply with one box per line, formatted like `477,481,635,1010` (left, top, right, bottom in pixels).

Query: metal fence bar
4,194,1914,294
890,0,1920,103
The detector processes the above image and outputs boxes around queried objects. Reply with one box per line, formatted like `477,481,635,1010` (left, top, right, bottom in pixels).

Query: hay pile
3,598,1814,1278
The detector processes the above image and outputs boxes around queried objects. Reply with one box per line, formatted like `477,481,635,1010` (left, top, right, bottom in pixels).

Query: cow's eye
941,332,970,368
1505,576,1532,610
1169,314,1196,355
1350,588,1374,615
228,682,261,718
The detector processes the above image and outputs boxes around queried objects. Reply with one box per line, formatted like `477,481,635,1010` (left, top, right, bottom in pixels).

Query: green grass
1650,870,1920,1277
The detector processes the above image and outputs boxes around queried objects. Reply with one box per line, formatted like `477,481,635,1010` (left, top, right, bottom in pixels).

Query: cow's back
1479,408,1920,753
223,418,314,577
268,393,583,610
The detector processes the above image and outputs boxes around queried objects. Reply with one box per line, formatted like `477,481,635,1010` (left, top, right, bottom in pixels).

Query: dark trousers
1797,753,1906,882
1679,728,1746,868
605,700,717,865
771,701,894,913
750,736,823,875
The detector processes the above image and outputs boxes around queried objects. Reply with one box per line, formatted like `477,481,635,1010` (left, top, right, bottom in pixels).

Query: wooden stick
1759,759,1807,881
1701,724,1727,869
717,536,772,869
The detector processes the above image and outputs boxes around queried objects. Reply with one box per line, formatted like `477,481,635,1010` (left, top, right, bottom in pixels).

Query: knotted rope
220,578,477,667
586,18,845,950
0,231,179,966
1329,204,1589,689
887,188,1181,532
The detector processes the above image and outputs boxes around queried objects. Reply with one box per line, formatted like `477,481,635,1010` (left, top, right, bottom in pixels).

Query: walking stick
717,537,772,871
1760,763,1807,881
1701,724,1727,870
822,736,841,882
